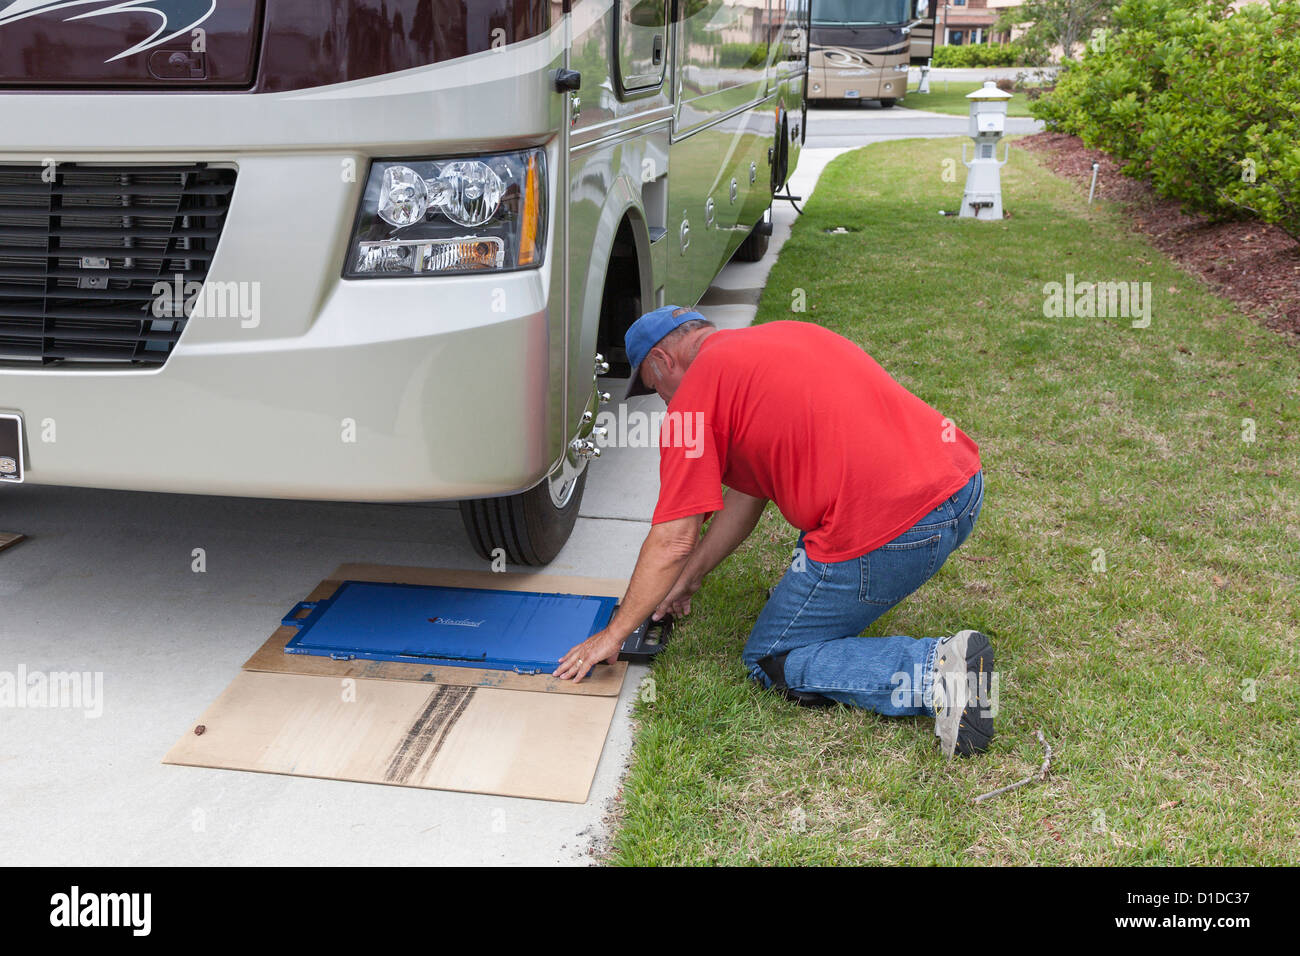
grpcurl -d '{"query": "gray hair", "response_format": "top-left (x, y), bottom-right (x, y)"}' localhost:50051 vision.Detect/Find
top-left (658, 313), bottom-right (715, 348)
top-left (647, 310), bottom-right (715, 381)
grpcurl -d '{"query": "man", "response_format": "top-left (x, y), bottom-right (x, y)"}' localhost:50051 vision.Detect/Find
top-left (555, 306), bottom-right (993, 757)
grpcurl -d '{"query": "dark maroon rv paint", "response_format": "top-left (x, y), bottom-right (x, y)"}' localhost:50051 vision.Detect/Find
top-left (0, 0), bottom-right (265, 88)
top-left (254, 1), bottom-right (552, 93)
top-left (0, 1), bottom-right (552, 92)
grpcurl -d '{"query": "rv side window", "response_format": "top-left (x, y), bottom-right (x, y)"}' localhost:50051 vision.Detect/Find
top-left (616, 0), bottom-right (670, 93)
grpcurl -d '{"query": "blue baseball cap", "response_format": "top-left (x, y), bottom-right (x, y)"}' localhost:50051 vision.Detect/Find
top-left (624, 305), bottom-right (706, 398)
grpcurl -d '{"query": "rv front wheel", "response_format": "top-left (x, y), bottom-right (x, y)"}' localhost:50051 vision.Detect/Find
top-left (459, 460), bottom-right (588, 567)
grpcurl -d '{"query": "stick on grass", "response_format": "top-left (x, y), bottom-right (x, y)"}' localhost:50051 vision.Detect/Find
top-left (974, 730), bottom-right (1053, 803)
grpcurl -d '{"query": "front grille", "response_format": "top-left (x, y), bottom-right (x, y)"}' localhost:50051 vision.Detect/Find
top-left (0, 163), bottom-right (236, 367)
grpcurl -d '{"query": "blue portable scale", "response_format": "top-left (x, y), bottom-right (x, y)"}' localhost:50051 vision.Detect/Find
top-left (281, 580), bottom-right (620, 674)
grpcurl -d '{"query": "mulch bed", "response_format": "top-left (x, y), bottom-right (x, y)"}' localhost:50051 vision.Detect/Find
top-left (1020, 132), bottom-right (1300, 338)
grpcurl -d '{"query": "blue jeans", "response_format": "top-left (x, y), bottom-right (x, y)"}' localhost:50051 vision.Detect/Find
top-left (743, 470), bottom-right (984, 716)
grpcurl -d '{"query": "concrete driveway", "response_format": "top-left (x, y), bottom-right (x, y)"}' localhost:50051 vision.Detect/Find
top-left (0, 144), bottom-right (851, 866)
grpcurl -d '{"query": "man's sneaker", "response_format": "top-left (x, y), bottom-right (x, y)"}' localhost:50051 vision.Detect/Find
top-left (931, 630), bottom-right (995, 758)
top-left (755, 652), bottom-right (836, 708)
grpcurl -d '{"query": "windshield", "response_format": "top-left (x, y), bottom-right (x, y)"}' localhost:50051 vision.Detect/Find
top-left (811, 0), bottom-right (911, 26)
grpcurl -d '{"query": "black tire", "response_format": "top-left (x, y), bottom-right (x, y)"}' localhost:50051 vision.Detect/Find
top-left (732, 208), bottom-right (771, 262)
top-left (771, 111), bottom-right (790, 195)
top-left (602, 293), bottom-right (640, 377)
top-left (459, 466), bottom-right (588, 566)
top-left (879, 98), bottom-right (897, 109)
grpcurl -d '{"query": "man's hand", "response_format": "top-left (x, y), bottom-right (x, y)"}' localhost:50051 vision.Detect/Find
top-left (554, 628), bottom-right (623, 684)
top-left (654, 575), bottom-right (701, 620)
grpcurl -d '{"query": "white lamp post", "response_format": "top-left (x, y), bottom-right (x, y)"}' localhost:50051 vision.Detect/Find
top-left (960, 80), bottom-right (1013, 220)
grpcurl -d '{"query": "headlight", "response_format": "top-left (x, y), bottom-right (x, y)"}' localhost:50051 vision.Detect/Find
top-left (346, 147), bottom-right (547, 278)
top-left (376, 166), bottom-right (430, 227)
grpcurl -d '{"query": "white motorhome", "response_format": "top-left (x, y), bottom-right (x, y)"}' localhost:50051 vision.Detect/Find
top-left (0, 0), bottom-right (808, 563)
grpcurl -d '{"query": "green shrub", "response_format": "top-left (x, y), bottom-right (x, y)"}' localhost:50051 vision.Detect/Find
top-left (931, 43), bottom-right (1029, 68)
top-left (1032, 0), bottom-right (1300, 239)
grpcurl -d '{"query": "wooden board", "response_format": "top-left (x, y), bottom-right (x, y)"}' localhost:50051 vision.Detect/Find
top-left (242, 564), bottom-right (629, 696)
top-left (0, 532), bottom-right (24, 553)
top-left (164, 671), bottom-right (617, 803)
top-left (166, 563), bottom-right (633, 802)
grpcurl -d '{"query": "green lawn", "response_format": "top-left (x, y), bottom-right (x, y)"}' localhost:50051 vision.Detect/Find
top-left (904, 80), bottom-right (1035, 117)
top-left (607, 138), bottom-right (1300, 865)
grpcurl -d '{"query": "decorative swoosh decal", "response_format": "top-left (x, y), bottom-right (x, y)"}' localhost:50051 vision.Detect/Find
top-left (0, 0), bottom-right (216, 63)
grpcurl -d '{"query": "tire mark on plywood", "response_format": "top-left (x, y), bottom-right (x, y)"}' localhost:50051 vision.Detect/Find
top-left (410, 684), bottom-right (475, 781)
top-left (384, 685), bottom-right (476, 783)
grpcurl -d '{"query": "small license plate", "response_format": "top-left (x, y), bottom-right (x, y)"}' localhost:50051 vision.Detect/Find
top-left (844, 89), bottom-right (860, 98)
top-left (0, 413), bottom-right (24, 483)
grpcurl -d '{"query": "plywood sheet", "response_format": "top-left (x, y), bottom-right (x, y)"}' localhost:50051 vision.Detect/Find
top-left (242, 564), bottom-right (629, 696)
top-left (0, 532), bottom-right (24, 553)
top-left (164, 671), bottom-right (618, 803)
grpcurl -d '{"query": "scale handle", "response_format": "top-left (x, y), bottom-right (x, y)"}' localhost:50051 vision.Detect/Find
top-left (618, 614), bottom-right (674, 664)
top-left (281, 601), bottom-right (321, 627)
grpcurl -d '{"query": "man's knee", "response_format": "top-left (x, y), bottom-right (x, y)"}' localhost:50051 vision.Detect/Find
top-left (745, 660), bottom-right (771, 687)
top-left (741, 594), bottom-right (790, 673)
top-left (741, 631), bottom-right (774, 675)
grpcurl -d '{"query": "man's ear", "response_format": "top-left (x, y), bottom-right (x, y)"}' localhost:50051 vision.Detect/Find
top-left (647, 345), bottom-right (669, 375)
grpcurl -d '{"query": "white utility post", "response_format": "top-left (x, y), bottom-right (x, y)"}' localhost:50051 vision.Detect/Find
top-left (959, 80), bottom-right (1013, 220)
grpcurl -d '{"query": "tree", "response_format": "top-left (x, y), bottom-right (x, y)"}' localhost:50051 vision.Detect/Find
top-left (996, 0), bottom-right (1120, 62)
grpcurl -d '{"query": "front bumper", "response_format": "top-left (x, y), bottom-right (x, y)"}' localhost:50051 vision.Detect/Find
top-left (0, 273), bottom-right (554, 501)
top-left (812, 67), bottom-right (908, 101)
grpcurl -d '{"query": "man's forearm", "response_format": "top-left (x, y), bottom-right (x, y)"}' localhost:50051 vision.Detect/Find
top-left (605, 518), bottom-right (700, 639)
top-left (678, 488), bottom-right (767, 585)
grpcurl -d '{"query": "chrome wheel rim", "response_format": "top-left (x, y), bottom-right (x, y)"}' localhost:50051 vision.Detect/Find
top-left (547, 453), bottom-right (584, 510)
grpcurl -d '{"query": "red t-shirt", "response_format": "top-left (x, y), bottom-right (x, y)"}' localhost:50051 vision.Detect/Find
top-left (651, 321), bottom-right (981, 562)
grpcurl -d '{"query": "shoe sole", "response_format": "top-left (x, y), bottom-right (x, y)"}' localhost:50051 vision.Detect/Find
top-left (934, 630), bottom-right (995, 758)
